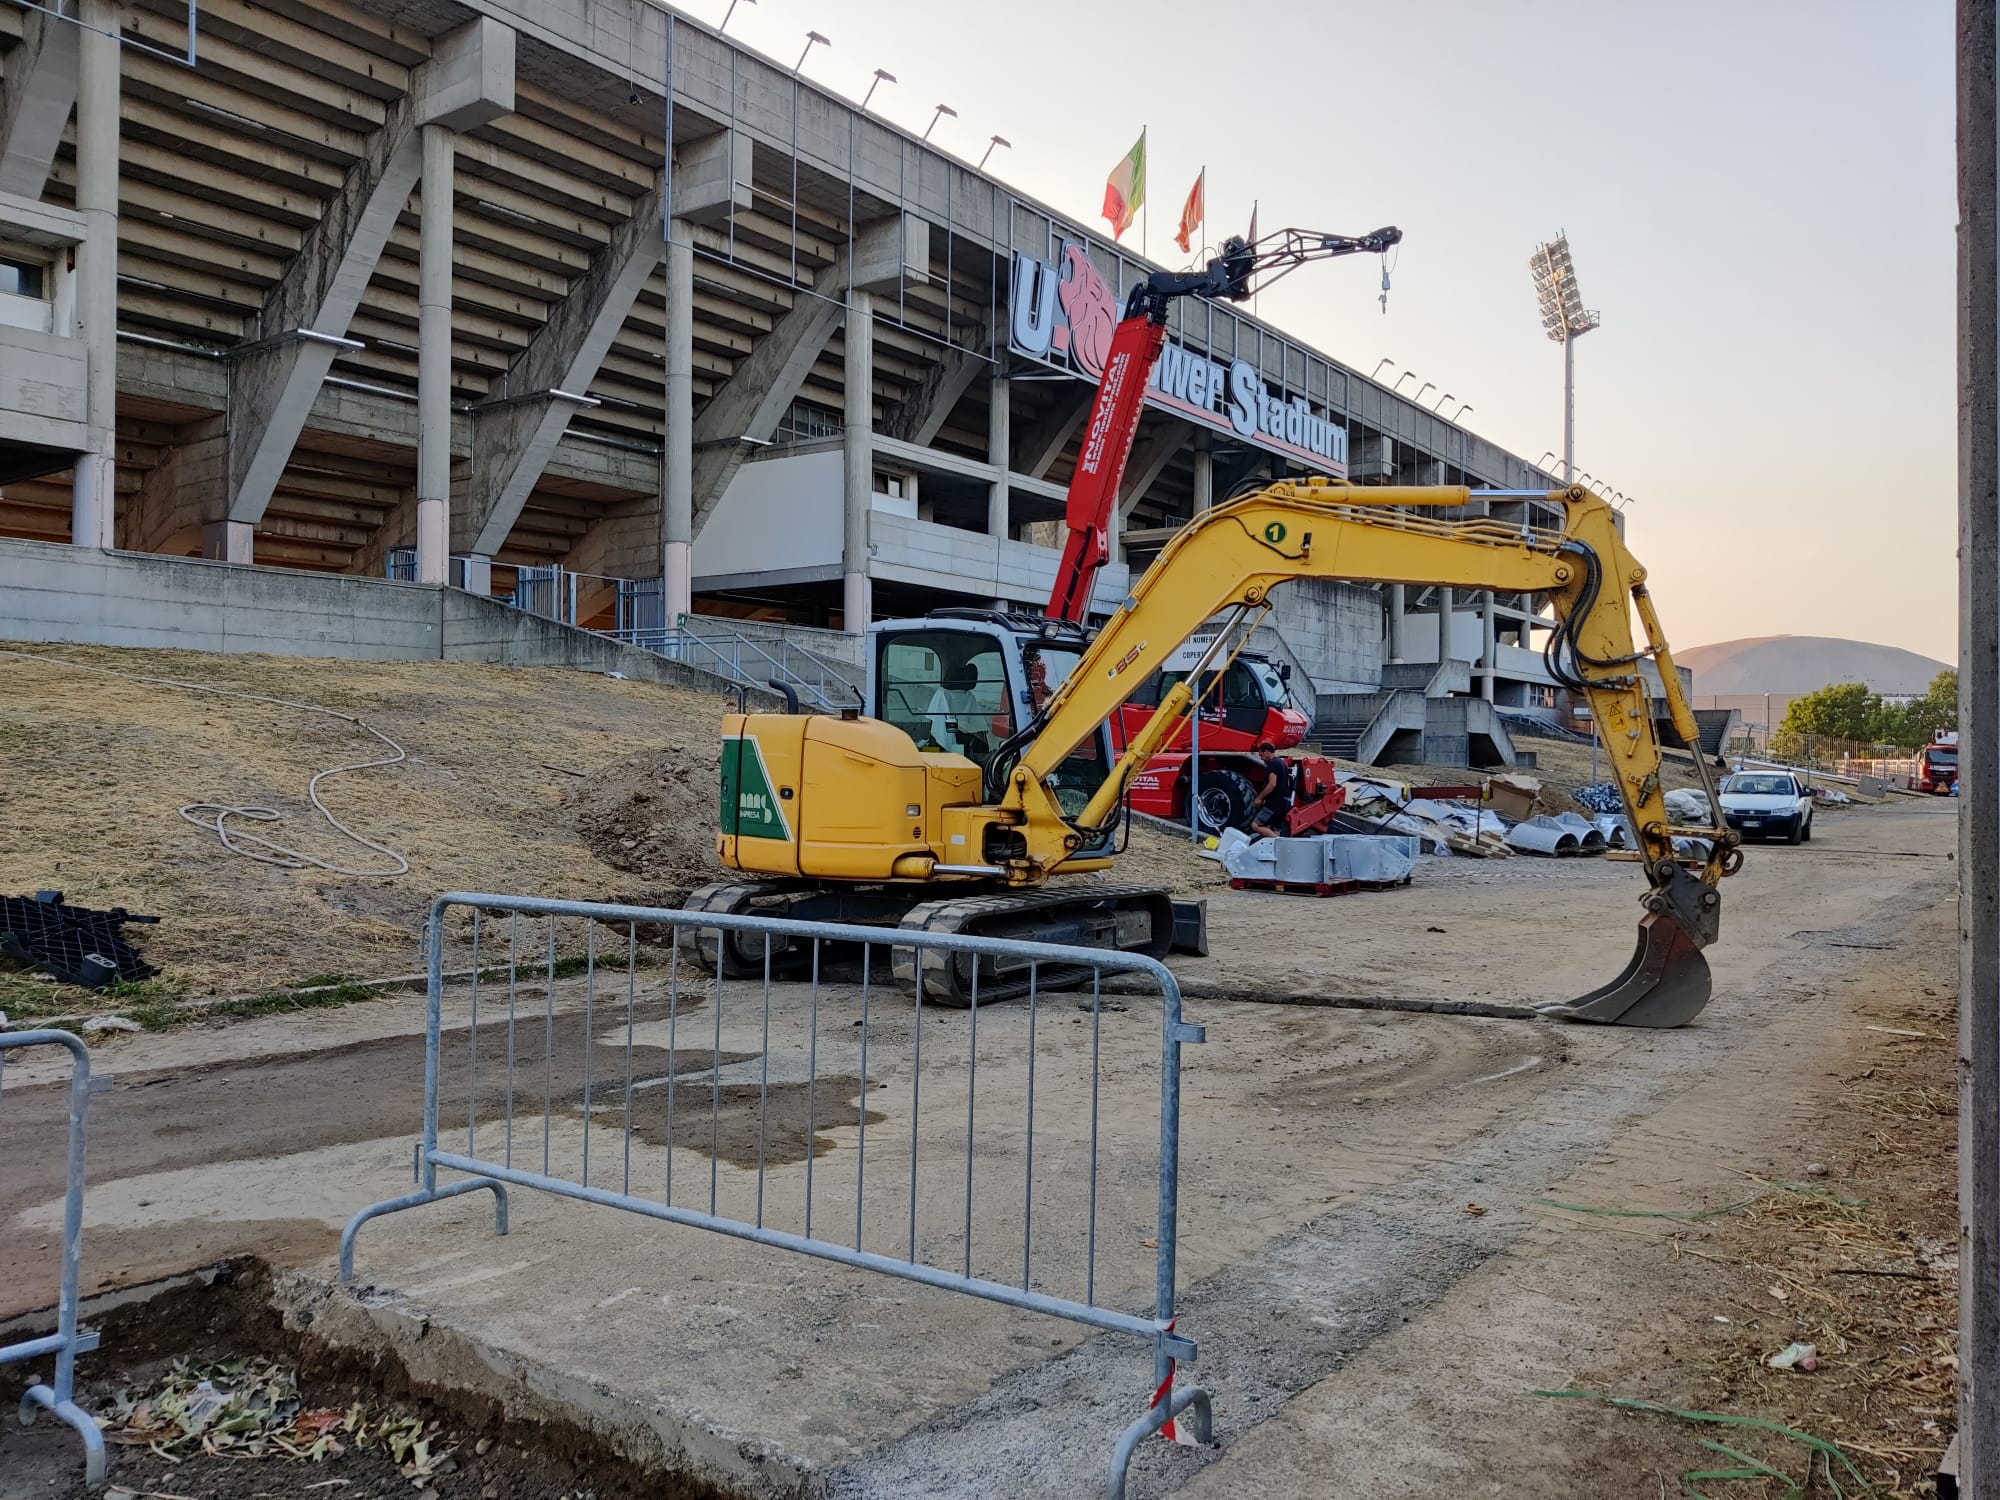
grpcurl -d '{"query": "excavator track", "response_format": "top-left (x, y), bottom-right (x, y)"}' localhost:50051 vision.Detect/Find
top-left (682, 879), bottom-right (1181, 1006)
top-left (893, 884), bottom-right (1178, 1007)
top-left (680, 878), bottom-right (802, 977)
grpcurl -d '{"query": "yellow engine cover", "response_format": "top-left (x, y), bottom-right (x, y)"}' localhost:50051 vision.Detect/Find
top-left (719, 714), bottom-right (980, 881)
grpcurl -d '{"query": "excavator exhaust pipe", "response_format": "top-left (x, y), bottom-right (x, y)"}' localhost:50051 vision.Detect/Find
top-left (1535, 863), bottom-right (1722, 1029)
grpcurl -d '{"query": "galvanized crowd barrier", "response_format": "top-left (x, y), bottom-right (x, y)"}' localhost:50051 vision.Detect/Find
top-left (3, 1029), bottom-right (106, 1486)
top-left (342, 893), bottom-right (1212, 1497)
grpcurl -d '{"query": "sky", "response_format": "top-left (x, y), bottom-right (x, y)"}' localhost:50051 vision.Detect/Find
top-left (711, 0), bottom-right (1958, 662)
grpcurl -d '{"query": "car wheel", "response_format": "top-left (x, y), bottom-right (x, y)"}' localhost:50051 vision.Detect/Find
top-left (1195, 768), bottom-right (1256, 833)
top-left (1787, 816), bottom-right (1804, 845)
top-left (1802, 813), bottom-right (1813, 842)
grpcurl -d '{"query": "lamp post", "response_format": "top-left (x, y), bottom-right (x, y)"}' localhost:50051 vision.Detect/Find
top-left (793, 30), bottom-right (828, 73)
top-left (1371, 358), bottom-right (1395, 380)
top-left (978, 134), bottom-right (1010, 170)
top-left (719, 0), bottom-right (754, 33)
top-left (1529, 232), bottom-right (1600, 479)
top-left (861, 68), bottom-right (895, 111)
top-left (1394, 370), bottom-right (1417, 393)
top-left (923, 103), bottom-right (956, 141)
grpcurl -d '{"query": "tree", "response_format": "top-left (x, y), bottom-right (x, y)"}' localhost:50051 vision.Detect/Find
top-left (1903, 669), bottom-right (1959, 745)
top-left (1780, 681), bottom-right (1879, 743)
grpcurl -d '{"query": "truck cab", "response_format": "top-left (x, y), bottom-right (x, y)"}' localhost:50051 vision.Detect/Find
top-left (1912, 730), bottom-right (1959, 795)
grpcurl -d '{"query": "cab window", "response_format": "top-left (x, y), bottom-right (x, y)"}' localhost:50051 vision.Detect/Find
top-left (877, 631), bottom-right (1013, 774)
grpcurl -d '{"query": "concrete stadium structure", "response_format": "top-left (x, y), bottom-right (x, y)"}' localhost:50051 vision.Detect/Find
top-left (0, 0), bottom-right (1594, 753)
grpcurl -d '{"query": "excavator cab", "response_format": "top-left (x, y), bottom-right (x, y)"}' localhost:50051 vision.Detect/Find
top-left (867, 611), bottom-right (1116, 829)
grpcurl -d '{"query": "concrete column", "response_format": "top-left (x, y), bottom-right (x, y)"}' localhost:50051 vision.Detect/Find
top-left (1387, 584), bottom-right (1407, 662)
top-left (1958, 1), bottom-right (1999, 1491)
top-left (841, 290), bottom-right (874, 633)
top-left (415, 124), bottom-right (455, 585)
top-left (663, 225), bottom-right (694, 622)
top-left (200, 521), bottom-right (253, 561)
top-left (1480, 590), bottom-right (1498, 700)
top-left (69, 0), bottom-right (118, 551)
top-left (986, 375), bottom-right (1010, 539)
top-left (1192, 441), bottom-right (1214, 512)
top-left (1437, 586), bottom-right (1455, 661)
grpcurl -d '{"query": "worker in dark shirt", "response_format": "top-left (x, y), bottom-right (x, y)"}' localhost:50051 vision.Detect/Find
top-left (1248, 740), bottom-right (1294, 837)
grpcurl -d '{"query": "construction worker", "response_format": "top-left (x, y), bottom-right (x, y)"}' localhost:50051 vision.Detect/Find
top-left (1248, 740), bottom-right (1294, 837)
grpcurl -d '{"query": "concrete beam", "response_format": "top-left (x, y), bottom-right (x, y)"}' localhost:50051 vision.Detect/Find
top-left (1012, 385), bottom-right (1092, 478)
top-left (687, 216), bottom-right (918, 536)
top-left (878, 332), bottom-right (987, 446)
top-left (673, 129), bottom-right (752, 226)
top-left (224, 19), bottom-right (516, 553)
top-left (0, 4), bottom-right (79, 201)
top-left (459, 175), bottom-right (667, 559)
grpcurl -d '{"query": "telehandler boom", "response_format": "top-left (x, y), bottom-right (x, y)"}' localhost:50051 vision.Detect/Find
top-left (706, 480), bottom-right (1737, 1028)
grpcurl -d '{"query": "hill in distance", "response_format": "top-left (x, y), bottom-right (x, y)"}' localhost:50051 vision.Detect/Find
top-left (1677, 635), bottom-right (1953, 697)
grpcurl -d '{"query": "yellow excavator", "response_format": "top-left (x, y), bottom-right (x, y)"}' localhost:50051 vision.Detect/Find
top-left (698, 479), bottom-right (1739, 1028)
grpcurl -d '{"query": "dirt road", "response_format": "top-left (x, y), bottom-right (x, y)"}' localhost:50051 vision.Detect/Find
top-left (0, 796), bottom-right (1956, 1497)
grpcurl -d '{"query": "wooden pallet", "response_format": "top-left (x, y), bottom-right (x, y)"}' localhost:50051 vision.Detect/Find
top-left (1227, 875), bottom-right (1413, 898)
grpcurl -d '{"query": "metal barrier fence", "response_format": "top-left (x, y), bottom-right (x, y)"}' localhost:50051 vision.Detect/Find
top-left (342, 893), bottom-right (1211, 1498)
top-left (2, 1030), bottom-right (105, 1485)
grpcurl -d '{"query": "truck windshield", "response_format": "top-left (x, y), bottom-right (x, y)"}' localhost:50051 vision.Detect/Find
top-left (1927, 748), bottom-right (1959, 767)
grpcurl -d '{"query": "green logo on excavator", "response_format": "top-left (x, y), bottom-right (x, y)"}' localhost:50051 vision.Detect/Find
top-left (719, 735), bottom-right (791, 841)
top-left (1263, 521), bottom-right (1287, 544)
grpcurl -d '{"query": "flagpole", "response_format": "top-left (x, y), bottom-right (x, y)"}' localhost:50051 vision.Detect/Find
top-left (1141, 125), bottom-right (1148, 260)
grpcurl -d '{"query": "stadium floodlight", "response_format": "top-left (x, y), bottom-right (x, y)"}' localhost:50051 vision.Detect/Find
top-left (861, 68), bottom-right (895, 110)
top-left (979, 134), bottom-right (1010, 171)
top-left (719, 0), bottom-right (754, 33)
top-left (1529, 231), bottom-right (1600, 475)
top-left (924, 103), bottom-right (957, 141)
top-left (794, 30), bottom-right (828, 73)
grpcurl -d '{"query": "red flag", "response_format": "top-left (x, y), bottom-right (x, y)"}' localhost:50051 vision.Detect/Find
top-left (1174, 169), bottom-right (1205, 255)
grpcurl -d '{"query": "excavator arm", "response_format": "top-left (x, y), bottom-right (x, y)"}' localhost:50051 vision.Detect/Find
top-left (995, 480), bottom-right (1736, 1028)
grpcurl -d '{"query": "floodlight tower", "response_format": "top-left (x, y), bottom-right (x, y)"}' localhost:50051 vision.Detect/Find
top-left (1529, 232), bottom-right (1600, 478)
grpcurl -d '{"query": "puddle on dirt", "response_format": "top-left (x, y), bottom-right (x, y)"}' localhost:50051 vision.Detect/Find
top-left (563, 1074), bottom-right (885, 1168)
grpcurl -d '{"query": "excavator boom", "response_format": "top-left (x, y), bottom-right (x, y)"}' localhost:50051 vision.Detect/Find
top-left (993, 480), bottom-right (1735, 1028)
top-left (712, 479), bottom-right (1733, 1028)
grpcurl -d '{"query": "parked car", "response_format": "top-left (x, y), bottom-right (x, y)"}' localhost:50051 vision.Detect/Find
top-left (1718, 771), bottom-right (1814, 844)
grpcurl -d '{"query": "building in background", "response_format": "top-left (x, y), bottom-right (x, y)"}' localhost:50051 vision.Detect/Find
top-left (0, 0), bottom-right (1600, 760)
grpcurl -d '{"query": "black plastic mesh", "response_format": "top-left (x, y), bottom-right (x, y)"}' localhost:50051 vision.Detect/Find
top-left (0, 892), bottom-right (159, 990)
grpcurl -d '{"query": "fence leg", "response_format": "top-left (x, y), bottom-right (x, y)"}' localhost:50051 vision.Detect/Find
top-left (18, 1383), bottom-right (105, 1486)
top-left (1105, 1383), bottom-right (1214, 1499)
top-left (338, 1175), bottom-right (510, 1281)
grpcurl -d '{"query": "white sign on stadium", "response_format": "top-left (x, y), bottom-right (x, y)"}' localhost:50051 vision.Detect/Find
top-left (1008, 242), bottom-right (1349, 476)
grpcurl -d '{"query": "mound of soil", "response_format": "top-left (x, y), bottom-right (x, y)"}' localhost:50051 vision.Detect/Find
top-left (570, 742), bottom-right (722, 903)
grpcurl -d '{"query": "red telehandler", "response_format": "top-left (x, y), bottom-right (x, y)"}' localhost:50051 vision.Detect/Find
top-left (1041, 226), bottom-right (1401, 833)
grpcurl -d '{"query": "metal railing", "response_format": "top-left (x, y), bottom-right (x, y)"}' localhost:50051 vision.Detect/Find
top-left (341, 893), bottom-right (1211, 1498)
top-left (3, 1030), bottom-right (105, 1486)
top-left (606, 622), bottom-right (863, 711)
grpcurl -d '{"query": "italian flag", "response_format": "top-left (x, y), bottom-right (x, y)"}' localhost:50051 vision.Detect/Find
top-left (1102, 130), bottom-right (1146, 242)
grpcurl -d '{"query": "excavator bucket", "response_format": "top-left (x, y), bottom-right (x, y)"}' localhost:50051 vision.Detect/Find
top-left (1537, 911), bottom-right (1712, 1027)
top-left (1535, 864), bottom-right (1722, 1029)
